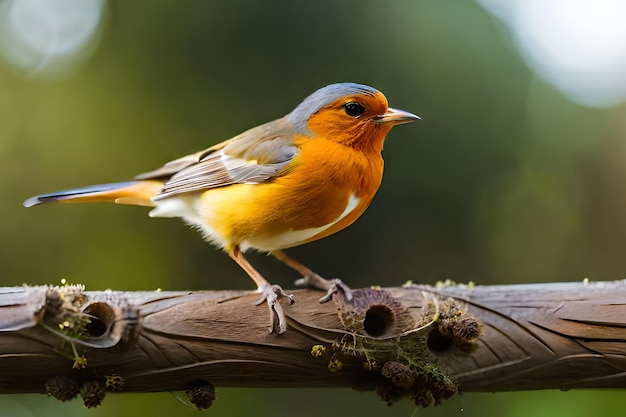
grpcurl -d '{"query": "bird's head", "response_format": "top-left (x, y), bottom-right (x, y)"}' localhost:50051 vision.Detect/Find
top-left (287, 83), bottom-right (419, 152)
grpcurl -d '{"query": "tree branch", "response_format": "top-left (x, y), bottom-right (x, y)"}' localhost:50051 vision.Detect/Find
top-left (1, 280), bottom-right (625, 409)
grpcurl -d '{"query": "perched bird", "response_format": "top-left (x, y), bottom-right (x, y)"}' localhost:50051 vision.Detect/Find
top-left (24, 82), bottom-right (419, 333)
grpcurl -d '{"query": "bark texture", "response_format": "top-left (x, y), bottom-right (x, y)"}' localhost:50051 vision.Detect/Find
top-left (1, 280), bottom-right (625, 408)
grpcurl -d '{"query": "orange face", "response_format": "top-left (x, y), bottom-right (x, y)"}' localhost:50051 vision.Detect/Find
top-left (305, 91), bottom-right (393, 153)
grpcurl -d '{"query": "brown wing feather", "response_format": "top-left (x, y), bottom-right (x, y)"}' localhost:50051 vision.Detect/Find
top-left (135, 117), bottom-right (303, 200)
top-left (133, 140), bottom-right (231, 181)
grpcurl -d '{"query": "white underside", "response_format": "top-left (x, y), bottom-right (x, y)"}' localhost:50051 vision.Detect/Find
top-left (149, 193), bottom-right (361, 252)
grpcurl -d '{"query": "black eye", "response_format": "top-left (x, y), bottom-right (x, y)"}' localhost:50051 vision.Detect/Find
top-left (344, 102), bottom-right (364, 117)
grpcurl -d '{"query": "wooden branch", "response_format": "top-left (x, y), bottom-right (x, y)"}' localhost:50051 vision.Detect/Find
top-left (1, 280), bottom-right (625, 409)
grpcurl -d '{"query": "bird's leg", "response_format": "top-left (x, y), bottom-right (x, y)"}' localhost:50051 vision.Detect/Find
top-left (271, 250), bottom-right (353, 302)
top-left (229, 246), bottom-right (293, 334)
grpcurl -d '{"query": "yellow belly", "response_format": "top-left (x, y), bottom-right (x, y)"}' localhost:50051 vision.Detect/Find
top-left (150, 137), bottom-right (384, 252)
top-left (193, 181), bottom-right (357, 251)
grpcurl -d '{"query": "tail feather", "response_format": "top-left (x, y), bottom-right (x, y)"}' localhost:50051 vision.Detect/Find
top-left (23, 180), bottom-right (164, 208)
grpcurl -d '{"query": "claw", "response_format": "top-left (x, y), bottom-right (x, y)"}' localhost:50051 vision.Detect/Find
top-left (318, 278), bottom-right (353, 303)
top-left (255, 285), bottom-right (294, 334)
top-left (295, 274), bottom-right (353, 303)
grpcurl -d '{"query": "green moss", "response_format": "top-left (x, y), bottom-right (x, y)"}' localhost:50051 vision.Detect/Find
top-left (315, 287), bottom-right (481, 408)
top-left (39, 283), bottom-right (92, 369)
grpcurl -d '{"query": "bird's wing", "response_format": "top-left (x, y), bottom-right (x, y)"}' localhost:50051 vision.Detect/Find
top-left (135, 118), bottom-right (301, 200)
top-left (133, 139), bottom-right (231, 181)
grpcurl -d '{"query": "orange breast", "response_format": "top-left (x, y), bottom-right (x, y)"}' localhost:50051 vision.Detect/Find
top-left (197, 134), bottom-right (383, 251)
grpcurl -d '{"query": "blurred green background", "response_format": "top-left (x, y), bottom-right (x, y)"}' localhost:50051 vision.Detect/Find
top-left (2, 0), bottom-right (626, 416)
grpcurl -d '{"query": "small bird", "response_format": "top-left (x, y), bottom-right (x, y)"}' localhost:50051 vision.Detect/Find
top-left (24, 82), bottom-right (419, 333)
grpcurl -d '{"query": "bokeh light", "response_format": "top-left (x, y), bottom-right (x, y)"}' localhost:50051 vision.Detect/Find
top-left (0, 0), bottom-right (105, 78)
top-left (479, 0), bottom-right (626, 107)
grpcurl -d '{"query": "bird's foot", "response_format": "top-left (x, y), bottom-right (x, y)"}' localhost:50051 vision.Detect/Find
top-left (295, 274), bottom-right (353, 303)
top-left (255, 285), bottom-right (294, 334)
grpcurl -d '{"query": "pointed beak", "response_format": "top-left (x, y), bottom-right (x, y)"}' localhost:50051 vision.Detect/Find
top-left (373, 107), bottom-right (420, 126)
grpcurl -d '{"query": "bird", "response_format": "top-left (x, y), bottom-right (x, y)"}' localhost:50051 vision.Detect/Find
top-left (24, 82), bottom-right (419, 334)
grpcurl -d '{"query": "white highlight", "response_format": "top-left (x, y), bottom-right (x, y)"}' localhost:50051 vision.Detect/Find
top-left (149, 197), bottom-right (196, 219)
top-left (478, 0), bottom-right (626, 107)
top-left (242, 193), bottom-right (362, 251)
top-left (0, 0), bottom-right (105, 78)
